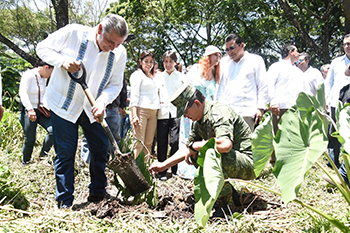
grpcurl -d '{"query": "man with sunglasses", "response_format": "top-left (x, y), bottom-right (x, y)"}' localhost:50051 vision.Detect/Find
top-left (216, 33), bottom-right (268, 131)
top-left (149, 83), bottom-right (255, 212)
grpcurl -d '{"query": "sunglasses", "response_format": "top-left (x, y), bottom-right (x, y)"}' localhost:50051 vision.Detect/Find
top-left (295, 59), bottom-right (304, 65)
top-left (225, 46), bottom-right (237, 52)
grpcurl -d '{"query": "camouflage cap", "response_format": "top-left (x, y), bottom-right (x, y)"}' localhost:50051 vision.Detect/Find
top-left (171, 82), bottom-right (196, 117)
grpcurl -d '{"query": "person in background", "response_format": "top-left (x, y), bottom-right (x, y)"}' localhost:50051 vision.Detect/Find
top-left (19, 60), bottom-right (54, 164)
top-left (216, 33), bottom-right (268, 131)
top-left (177, 45), bottom-right (221, 179)
top-left (0, 68), bottom-right (4, 121)
top-left (36, 14), bottom-right (128, 208)
top-left (296, 52), bottom-right (324, 96)
top-left (324, 34), bottom-right (350, 169)
top-left (130, 51), bottom-right (160, 158)
top-left (323, 62), bottom-right (350, 187)
top-left (267, 43), bottom-right (304, 166)
top-left (320, 64), bottom-right (330, 80)
top-left (120, 83), bottom-right (131, 139)
top-left (155, 51), bottom-right (185, 181)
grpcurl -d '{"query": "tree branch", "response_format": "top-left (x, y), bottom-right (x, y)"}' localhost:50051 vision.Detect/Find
top-left (0, 32), bottom-right (37, 66)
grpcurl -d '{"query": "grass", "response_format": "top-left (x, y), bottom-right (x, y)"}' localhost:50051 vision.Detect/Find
top-left (0, 109), bottom-right (349, 232)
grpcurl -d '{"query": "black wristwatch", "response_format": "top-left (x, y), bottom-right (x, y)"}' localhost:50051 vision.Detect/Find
top-left (188, 141), bottom-right (197, 152)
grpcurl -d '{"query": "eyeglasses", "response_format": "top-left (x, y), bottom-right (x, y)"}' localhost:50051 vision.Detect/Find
top-left (225, 46), bottom-right (237, 52)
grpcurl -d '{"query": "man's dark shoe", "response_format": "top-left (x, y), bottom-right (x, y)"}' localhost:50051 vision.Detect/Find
top-left (87, 193), bottom-right (108, 202)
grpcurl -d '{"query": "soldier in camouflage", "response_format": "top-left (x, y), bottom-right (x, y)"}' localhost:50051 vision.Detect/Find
top-left (149, 83), bottom-right (255, 209)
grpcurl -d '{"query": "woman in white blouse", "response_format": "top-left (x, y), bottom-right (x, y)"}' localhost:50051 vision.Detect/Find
top-left (130, 51), bottom-right (160, 158)
top-left (19, 60), bottom-right (54, 164)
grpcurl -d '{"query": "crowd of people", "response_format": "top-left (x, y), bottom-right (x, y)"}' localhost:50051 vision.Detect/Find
top-left (9, 13), bottom-right (349, 209)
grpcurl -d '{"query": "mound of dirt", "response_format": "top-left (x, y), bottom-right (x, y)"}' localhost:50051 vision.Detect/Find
top-left (73, 169), bottom-right (282, 221)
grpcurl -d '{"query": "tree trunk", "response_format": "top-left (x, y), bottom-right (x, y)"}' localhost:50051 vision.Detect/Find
top-left (0, 32), bottom-right (38, 66)
top-left (277, 0), bottom-right (331, 63)
top-left (51, 0), bottom-right (69, 29)
top-left (342, 0), bottom-right (350, 34)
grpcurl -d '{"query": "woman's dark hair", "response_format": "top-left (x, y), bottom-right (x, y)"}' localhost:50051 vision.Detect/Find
top-left (138, 51), bottom-right (155, 75)
top-left (162, 51), bottom-right (177, 63)
top-left (33, 60), bottom-right (54, 69)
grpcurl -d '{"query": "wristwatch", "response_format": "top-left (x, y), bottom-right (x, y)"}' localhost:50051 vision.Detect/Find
top-left (188, 141), bottom-right (197, 152)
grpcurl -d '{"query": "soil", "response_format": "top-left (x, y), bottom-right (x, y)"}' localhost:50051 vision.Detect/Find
top-left (72, 168), bottom-right (282, 222)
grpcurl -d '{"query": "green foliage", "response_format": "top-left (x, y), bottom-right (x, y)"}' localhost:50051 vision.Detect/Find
top-left (0, 5), bottom-right (52, 55)
top-left (193, 138), bottom-right (224, 227)
top-left (251, 83), bottom-right (350, 232)
top-left (0, 161), bottom-right (29, 210)
top-left (252, 111), bottom-right (274, 177)
top-left (273, 105), bottom-right (328, 204)
top-left (1, 63), bottom-right (22, 111)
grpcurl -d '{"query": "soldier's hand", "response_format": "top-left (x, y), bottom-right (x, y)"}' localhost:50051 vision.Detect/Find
top-left (149, 161), bottom-right (166, 174)
top-left (270, 105), bottom-right (280, 115)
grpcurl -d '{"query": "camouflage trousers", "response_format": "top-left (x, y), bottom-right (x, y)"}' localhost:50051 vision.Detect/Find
top-left (219, 149), bottom-right (255, 199)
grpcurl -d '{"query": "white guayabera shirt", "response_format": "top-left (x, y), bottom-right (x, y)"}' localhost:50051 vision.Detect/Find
top-left (36, 24), bottom-right (126, 124)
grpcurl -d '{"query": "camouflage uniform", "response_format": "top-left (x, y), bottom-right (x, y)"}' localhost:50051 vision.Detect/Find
top-left (187, 100), bottom-right (256, 181)
top-left (171, 83), bottom-right (255, 208)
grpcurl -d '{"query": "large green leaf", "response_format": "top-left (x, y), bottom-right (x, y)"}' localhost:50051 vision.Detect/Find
top-left (252, 111), bottom-right (274, 177)
top-left (194, 138), bottom-right (224, 227)
top-left (273, 106), bottom-right (328, 204)
top-left (296, 83), bottom-right (328, 136)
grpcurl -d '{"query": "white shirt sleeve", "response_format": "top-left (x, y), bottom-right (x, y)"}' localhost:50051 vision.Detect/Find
top-left (267, 63), bottom-right (278, 106)
top-left (129, 70), bottom-right (142, 107)
top-left (255, 56), bottom-right (268, 109)
top-left (19, 71), bottom-right (36, 110)
top-left (36, 24), bottom-right (79, 68)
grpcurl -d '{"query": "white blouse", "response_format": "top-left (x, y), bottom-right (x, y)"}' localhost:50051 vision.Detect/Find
top-left (130, 69), bottom-right (160, 110)
top-left (19, 68), bottom-right (48, 110)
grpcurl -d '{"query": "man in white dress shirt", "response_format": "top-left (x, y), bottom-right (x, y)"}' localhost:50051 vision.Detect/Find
top-left (216, 33), bottom-right (268, 131)
top-left (296, 52), bottom-right (324, 96)
top-left (324, 34), bottom-right (350, 169)
top-left (36, 14), bottom-right (128, 209)
top-left (267, 43), bottom-right (304, 165)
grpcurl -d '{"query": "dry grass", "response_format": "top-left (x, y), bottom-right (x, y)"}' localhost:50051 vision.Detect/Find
top-left (0, 110), bottom-right (349, 232)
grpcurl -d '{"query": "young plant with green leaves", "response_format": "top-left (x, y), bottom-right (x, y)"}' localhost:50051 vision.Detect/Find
top-left (109, 134), bottom-right (158, 207)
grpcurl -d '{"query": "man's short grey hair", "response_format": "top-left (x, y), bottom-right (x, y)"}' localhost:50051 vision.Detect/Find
top-left (100, 14), bottom-right (128, 37)
top-left (299, 52), bottom-right (310, 61)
